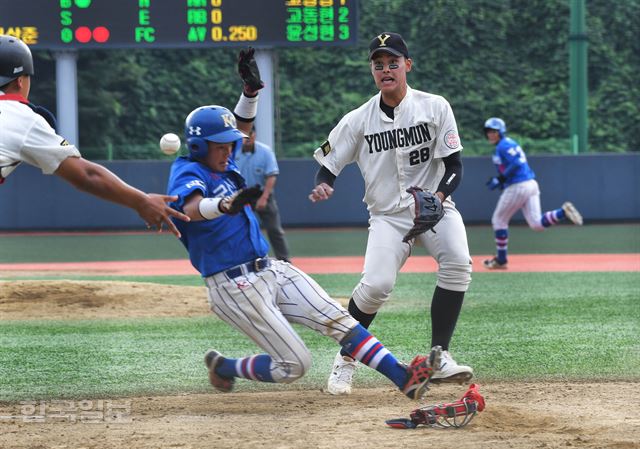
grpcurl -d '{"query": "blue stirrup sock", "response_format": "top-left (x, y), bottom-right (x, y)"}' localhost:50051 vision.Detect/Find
top-left (340, 324), bottom-right (407, 389)
top-left (216, 354), bottom-right (275, 382)
top-left (216, 325), bottom-right (410, 388)
top-left (541, 208), bottom-right (565, 227)
top-left (495, 229), bottom-right (508, 263)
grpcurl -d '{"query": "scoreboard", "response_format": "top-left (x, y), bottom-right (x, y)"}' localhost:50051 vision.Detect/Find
top-left (0, 0), bottom-right (358, 49)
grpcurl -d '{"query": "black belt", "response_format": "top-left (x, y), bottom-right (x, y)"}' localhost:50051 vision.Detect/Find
top-left (223, 258), bottom-right (271, 279)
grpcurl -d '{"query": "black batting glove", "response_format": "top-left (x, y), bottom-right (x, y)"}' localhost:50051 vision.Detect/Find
top-left (238, 47), bottom-right (264, 93)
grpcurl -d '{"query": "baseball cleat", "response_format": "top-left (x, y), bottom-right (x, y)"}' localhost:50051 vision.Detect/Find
top-left (402, 345), bottom-right (442, 400)
top-left (562, 202), bottom-right (583, 226)
top-left (326, 353), bottom-right (357, 395)
top-left (204, 350), bottom-right (235, 393)
top-left (483, 257), bottom-right (508, 270)
top-left (430, 350), bottom-right (474, 384)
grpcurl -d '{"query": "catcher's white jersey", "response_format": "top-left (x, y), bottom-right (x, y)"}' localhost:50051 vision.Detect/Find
top-left (0, 95), bottom-right (80, 180)
top-left (314, 86), bottom-right (462, 214)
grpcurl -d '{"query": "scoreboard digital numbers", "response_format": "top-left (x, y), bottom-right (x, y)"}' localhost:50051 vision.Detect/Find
top-left (0, 0), bottom-right (358, 49)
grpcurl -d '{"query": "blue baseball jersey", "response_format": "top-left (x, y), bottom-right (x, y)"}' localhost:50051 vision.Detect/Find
top-left (167, 156), bottom-right (269, 277)
top-left (234, 141), bottom-right (279, 188)
top-left (492, 136), bottom-right (535, 187)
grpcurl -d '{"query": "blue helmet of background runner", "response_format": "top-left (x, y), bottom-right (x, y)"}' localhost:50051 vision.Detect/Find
top-left (184, 105), bottom-right (245, 161)
top-left (483, 117), bottom-right (507, 137)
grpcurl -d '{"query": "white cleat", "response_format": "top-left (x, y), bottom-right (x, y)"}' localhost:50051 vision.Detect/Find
top-left (562, 202), bottom-right (583, 226)
top-left (430, 350), bottom-right (474, 384)
top-left (327, 353), bottom-right (357, 395)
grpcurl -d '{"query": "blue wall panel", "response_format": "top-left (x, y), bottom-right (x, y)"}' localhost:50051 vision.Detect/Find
top-left (0, 154), bottom-right (637, 230)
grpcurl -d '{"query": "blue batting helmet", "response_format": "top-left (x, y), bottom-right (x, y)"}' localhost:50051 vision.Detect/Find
top-left (483, 117), bottom-right (507, 137)
top-left (184, 105), bottom-right (244, 160)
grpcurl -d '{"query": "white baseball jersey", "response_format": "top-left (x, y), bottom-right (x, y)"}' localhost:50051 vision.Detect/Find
top-left (314, 85), bottom-right (462, 214)
top-left (0, 94), bottom-right (80, 180)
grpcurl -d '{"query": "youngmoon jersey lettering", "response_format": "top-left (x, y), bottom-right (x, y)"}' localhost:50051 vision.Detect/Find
top-left (365, 123), bottom-right (432, 153)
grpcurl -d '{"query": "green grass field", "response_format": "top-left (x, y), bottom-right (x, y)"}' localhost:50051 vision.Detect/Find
top-left (1, 223), bottom-right (639, 263)
top-left (0, 225), bottom-right (639, 402)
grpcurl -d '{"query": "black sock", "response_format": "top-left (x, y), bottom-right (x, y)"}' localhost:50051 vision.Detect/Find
top-left (340, 298), bottom-right (377, 358)
top-left (430, 287), bottom-right (465, 351)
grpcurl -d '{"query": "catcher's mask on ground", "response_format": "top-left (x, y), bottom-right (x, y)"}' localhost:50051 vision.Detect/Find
top-left (184, 105), bottom-right (245, 161)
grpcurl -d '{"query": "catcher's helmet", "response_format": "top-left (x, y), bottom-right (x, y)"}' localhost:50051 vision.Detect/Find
top-left (483, 117), bottom-right (507, 137)
top-left (0, 35), bottom-right (34, 86)
top-left (184, 105), bottom-right (244, 161)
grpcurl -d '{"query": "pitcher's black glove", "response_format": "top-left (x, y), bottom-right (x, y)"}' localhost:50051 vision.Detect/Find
top-left (238, 47), bottom-right (264, 92)
top-left (402, 187), bottom-right (445, 243)
top-left (221, 185), bottom-right (263, 215)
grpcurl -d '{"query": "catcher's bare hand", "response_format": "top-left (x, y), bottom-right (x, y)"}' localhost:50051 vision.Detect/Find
top-left (221, 185), bottom-right (263, 214)
top-left (308, 183), bottom-right (334, 203)
top-left (238, 47), bottom-right (264, 94)
top-left (140, 194), bottom-right (190, 238)
top-left (402, 187), bottom-right (445, 243)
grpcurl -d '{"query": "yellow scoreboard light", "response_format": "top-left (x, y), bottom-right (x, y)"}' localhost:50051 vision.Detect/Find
top-left (0, 0), bottom-right (358, 49)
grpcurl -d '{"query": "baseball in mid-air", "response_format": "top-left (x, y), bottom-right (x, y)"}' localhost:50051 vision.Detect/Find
top-left (159, 133), bottom-right (181, 155)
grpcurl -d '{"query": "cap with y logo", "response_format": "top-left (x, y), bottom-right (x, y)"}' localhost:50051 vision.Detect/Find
top-left (368, 32), bottom-right (410, 60)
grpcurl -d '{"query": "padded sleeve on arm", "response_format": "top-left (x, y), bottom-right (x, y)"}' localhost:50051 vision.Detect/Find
top-left (315, 165), bottom-right (337, 187)
top-left (436, 151), bottom-right (463, 198)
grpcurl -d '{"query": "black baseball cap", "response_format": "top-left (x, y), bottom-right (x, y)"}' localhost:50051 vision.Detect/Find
top-left (368, 32), bottom-right (410, 60)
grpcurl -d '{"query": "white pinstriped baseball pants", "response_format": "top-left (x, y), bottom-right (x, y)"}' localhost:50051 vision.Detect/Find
top-left (492, 179), bottom-right (544, 231)
top-left (205, 259), bottom-right (357, 383)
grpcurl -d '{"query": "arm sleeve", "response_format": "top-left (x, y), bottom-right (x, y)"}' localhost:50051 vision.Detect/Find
top-left (436, 151), bottom-right (463, 198)
top-left (315, 165), bottom-right (337, 187)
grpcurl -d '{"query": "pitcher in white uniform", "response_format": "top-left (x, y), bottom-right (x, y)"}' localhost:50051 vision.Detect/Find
top-left (309, 32), bottom-right (474, 395)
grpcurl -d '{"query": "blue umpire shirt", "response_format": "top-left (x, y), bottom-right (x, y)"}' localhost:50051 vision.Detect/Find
top-left (492, 136), bottom-right (536, 187)
top-left (234, 141), bottom-right (279, 188)
top-left (167, 156), bottom-right (269, 277)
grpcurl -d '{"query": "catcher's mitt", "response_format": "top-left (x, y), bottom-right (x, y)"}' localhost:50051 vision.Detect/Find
top-left (237, 47), bottom-right (264, 92)
top-left (402, 187), bottom-right (445, 243)
top-left (221, 185), bottom-right (263, 215)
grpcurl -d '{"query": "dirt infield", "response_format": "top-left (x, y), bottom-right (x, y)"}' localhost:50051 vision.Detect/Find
top-left (0, 280), bottom-right (211, 320)
top-left (0, 253), bottom-right (638, 277)
top-left (0, 382), bottom-right (638, 449)
top-left (1, 270), bottom-right (638, 448)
